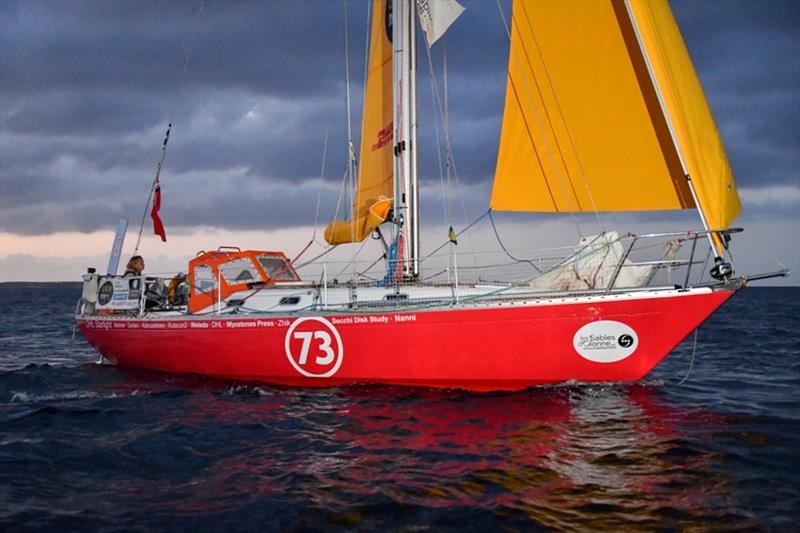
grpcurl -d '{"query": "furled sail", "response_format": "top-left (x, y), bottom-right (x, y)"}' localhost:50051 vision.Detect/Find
top-left (491, 0), bottom-right (740, 231)
top-left (325, 0), bottom-right (394, 245)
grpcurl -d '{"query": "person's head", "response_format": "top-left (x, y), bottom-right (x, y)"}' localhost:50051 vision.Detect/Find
top-left (127, 255), bottom-right (144, 274)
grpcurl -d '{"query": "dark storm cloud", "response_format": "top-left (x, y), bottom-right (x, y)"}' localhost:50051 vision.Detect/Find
top-left (160, 91), bottom-right (348, 179)
top-left (1, 0), bottom-right (354, 97)
top-left (0, 0), bottom-right (797, 237)
top-left (0, 170), bottom-right (339, 235)
top-left (3, 89), bottom-right (167, 135)
top-left (672, 0), bottom-right (800, 187)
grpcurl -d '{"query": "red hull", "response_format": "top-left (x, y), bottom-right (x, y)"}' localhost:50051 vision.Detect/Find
top-left (78, 288), bottom-right (734, 391)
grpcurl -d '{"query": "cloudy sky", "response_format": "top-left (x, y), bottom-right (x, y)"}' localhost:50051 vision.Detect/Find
top-left (0, 0), bottom-right (798, 283)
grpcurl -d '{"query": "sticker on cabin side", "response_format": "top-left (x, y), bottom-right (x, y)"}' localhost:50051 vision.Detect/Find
top-left (284, 317), bottom-right (344, 378)
top-left (573, 320), bottom-right (638, 363)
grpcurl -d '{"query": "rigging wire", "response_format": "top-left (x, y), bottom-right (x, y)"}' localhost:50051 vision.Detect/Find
top-left (697, 245), bottom-right (712, 285)
top-left (362, 0), bottom-right (372, 94)
top-left (488, 211), bottom-right (542, 272)
top-left (677, 328), bottom-right (699, 385)
top-left (520, 7), bottom-right (605, 232)
top-left (421, 38), bottom-right (459, 282)
top-left (421, 35), bottom-right (478, 265)
top-left (357, 252), bottom-right (387, 279)
top-left (334, 238), bottom-right (369, 280)
top-left (320, 21), bottom-right (350, 234)
top-left (302, 3), bottom-right (368, 275)
top-left (267, 13), bottom-right (341, 280)
top-left (290, 239), bottom-right (315, 266)
top-left (343, 0), bottom-right (359, 273)
top-left (494, 0), bottom-right (583, 237)
top-left (311, 127), bottom-right (331, 240)
top-left (295, 245), bottom-right (337, 270)
top-left (426, 49), bottom-right (449, 230)
top-left (322, 0), bottom-right (370, 258)
top-left (330, 166), bottom-right (351, 235)
top-left (442, 46), bottom-right (455, 228)
top-left (422, 209), bottom-right (492, 261)
top-left (344, 0), bottom-right (356, 235)
top-left (494, 0), bottom-right (606, 238)
top-left (134, 0), bottom-right (206, 255)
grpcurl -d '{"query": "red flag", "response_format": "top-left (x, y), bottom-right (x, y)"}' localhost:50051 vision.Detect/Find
top-left (150, 181), bottom-right (167, 242)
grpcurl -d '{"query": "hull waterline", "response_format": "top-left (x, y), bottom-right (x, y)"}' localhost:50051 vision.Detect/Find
top-left (78, 287), bottom-right (734, 391)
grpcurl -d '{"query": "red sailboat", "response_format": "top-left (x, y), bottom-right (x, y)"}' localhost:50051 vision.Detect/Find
top-left (76, 0), bottom-right (785, 391)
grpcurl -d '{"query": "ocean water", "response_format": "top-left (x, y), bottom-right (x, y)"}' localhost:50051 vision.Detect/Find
top-left (0, 283), bottom-right (798, 531)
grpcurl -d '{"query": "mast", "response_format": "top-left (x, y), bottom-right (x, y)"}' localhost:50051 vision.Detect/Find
top-left (409, 1), bottom-right (419, 279)
top-left (344, 0), bottom-right (356, 232)
top-left (392, 0), bottom-right (420, 279)
top-left (622, 0), bottom-right (720, 260)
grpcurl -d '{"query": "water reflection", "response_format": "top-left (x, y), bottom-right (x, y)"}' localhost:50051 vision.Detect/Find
top-left (71, 371), bottom-right (760, 529)
top-left (316, 385), bottom-right (754, 529)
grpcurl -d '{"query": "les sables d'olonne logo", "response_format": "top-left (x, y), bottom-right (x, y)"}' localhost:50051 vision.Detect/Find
top-left (573, 321), bottom-right (639, 363)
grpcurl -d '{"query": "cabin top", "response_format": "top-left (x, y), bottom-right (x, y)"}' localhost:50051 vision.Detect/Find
top-left (188, 249), bottom-right (300, 313)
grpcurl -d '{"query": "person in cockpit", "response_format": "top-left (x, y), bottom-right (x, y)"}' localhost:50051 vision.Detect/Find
top-left (124, 255), bottom-right (145, 277)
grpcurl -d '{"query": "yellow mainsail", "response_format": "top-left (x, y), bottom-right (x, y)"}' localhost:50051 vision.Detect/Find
top-left (325, 0), bottom-right (394, 245)
top-left (491, 0), bottom-right (740, 231)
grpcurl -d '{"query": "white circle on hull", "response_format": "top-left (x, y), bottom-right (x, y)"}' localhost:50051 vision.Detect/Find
top-left (284, 317), bottom-right (344, 378)
top-left (573, 320), bottom-right (639, 363)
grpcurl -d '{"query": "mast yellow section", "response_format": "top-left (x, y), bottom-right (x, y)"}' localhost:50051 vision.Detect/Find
top-left (325, 0), bottom-right (394, 245)
top-left (628, 0), bottom-right (740, 229)
top-left (492, 0), bottom-right (694, 213)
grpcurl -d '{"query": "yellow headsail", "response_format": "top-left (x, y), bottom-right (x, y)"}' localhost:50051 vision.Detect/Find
top-left (325, 0), bottom-right (394, 245)
top-left (627, 0), bottom-right (741, 232)
top-left (491, 0), bottom-right (740, 231)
